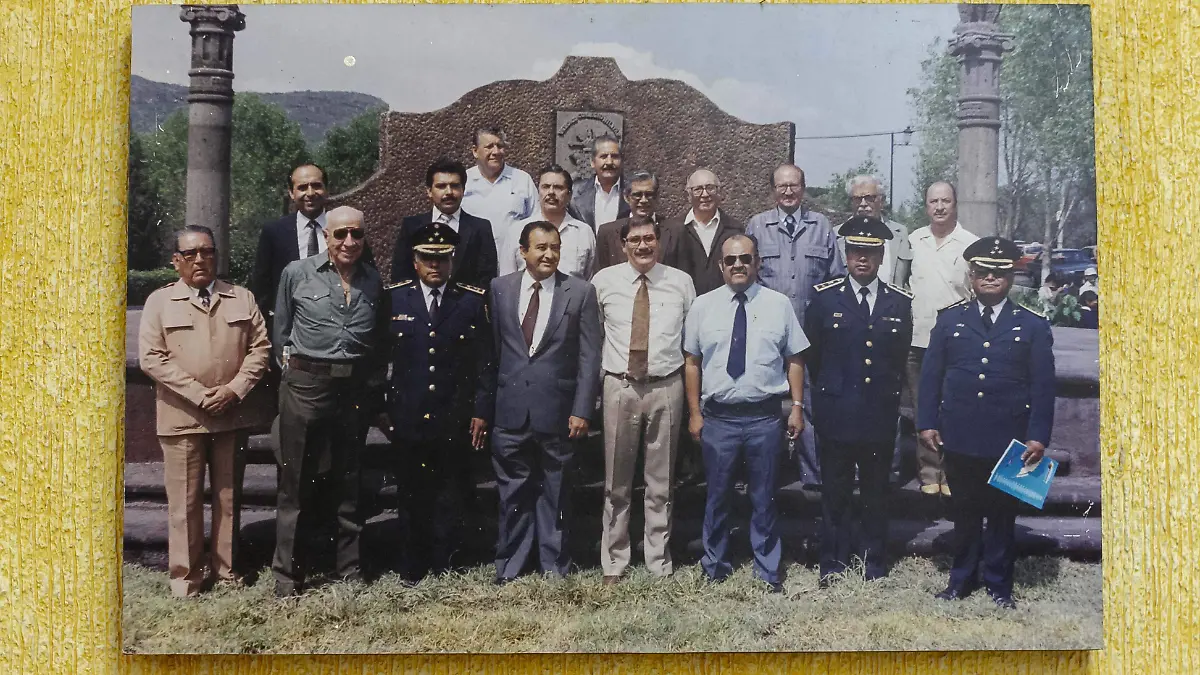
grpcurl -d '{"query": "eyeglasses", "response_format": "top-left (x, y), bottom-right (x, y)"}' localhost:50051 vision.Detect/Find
top-left (176, 247), bottom-right (216, 261)
top-left (722, 254), bottom-right (754, 267)
top-left (332, 227), bottom-right (366, 240)
top-left (625, 234), bottom-right (657, 246)
top-left (628, 191), bottom-right (657, 201)
top-left (688, 184), bottom-right (720, 196)
top-left (851, 194), bottom-right (881, 203)
top-left (774, 183), bottom-right (804, 193)
top-left (970, 268), bottom-right (1014, 279)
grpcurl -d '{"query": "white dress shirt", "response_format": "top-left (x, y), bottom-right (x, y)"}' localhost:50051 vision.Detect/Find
top-left (846, 275), bottom-right (881, 315)
top-left (295, 211), bottom-right (328, 257)
top-left (420, 280), bottom-right (447, 314)
top-left (464, 164), bottom-right (538, 257)
top-left (591, 262), bottom-right (696, 377)
top-left (430, 207), bottom-right (462, 233)
top-left (978, 297), bottom-right (1008, 321)
top-left (594, 177), bottom-right (623, 227)
top-left (517, 270), bottom-right (557, 356)
top-left (685, 209), bottom-right (722, 256)
top-left (908, 222), bottom-right (979, 348)
top-left (500, 211), bottom-right (598, 279)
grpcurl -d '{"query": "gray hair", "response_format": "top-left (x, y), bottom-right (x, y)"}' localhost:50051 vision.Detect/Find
top-left (622, 169), bottom-right (659, 195)
top-left (845, 174), bottom-right (884, 197)
top-left (173, 225), bottom-right (215, 251)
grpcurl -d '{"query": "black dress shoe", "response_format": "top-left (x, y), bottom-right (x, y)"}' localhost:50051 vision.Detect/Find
top-left (766, 581), bottom-right (785, 594)
top-left (274, 581), bottom-right (302, 598)
top-left (934, 585), bottom-right (973, 601)
top-left (989, 591), bottom-right (1017, 609)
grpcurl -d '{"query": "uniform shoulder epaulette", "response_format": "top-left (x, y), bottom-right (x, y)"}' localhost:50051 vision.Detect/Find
top-left (385, 279), bottom-right (414, 290)
top-left (456, 283), bottom-right (486, 295)
top-left (814, 278), bottom-right (845, 292)
top-left (1014, 302), bottom-right (1048, 320)
top-left (937, 298), bottom-right (970, 313)
top-left (884, 282), bottom-right (913, 299)
top-left (159, 281), bottom-right (175, 289)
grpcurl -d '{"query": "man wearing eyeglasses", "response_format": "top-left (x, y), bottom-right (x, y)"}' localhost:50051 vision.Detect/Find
top-left (683, 234), bottom-right (807, 594)
top-left (744, 164), bottom-right (845, 490)
top-left (591, 215), bottom-right (696, 585)
top-left (271, 206), bottom-right (388, 597)
top-left (139, 226), bottom-right (271, 597)
top-left (594, 170), bottom-right (679, 270)
top-left (919, 237), bottom-right (1055, 610)
top-left (837, 175), bottom-right (913, 288)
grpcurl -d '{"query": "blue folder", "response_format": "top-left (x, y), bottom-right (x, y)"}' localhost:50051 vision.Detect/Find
top-left (987, 439), bottom-right (1058, 509)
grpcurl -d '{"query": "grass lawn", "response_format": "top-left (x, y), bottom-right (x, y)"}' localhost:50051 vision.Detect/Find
top-left (123, 555), bottom-right (1101, 654)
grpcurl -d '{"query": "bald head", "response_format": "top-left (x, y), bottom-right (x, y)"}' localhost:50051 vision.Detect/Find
top-left (686, 169), bottom-right (722, 219)
top-left (326, 205), bottom-right (364, 229)
top-left (924, 181), bottom-right (957, 231)
top-left (325, 205), bottom-right (366, 267)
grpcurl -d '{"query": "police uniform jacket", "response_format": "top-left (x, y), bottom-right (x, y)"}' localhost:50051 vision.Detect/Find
top-left (804, 277), bottom-right (913, 443)
top-left (917, 299), bottom-right (1055, 459)
top-left (383, 279), bottom-right (496, 442)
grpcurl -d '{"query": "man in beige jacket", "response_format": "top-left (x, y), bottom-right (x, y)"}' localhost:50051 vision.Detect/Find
top-left (138, 225), bottom-right (271, 597)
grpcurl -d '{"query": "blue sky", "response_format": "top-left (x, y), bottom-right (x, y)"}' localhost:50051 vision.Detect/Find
top-left (133, 4), bottom-right (963, 206)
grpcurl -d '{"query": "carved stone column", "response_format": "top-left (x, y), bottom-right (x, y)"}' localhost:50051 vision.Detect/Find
top-left (949, 5), bottom-right (1013, 237)
top-left (179, 5), bottom-right (245, 276)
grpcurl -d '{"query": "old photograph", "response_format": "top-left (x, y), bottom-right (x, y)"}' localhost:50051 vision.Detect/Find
top-left (122, 2), bottom-right (1100, 653)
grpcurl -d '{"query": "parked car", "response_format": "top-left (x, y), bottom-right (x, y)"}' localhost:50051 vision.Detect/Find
top-left (1082, 245), bottom-right (1098, 263)
top-left (1026, 248), bottom-right (1095, 286)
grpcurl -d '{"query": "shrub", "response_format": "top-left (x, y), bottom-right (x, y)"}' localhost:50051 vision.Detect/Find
top-left (128, 268), bottom-right (179, 307)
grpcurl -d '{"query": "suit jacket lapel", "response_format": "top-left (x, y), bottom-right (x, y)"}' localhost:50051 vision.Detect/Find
top-left (409, 285), bottom-right (431, 325)
top-left (835, 278), bottom-right (868, 322)
top-left (533, 272), bottom-right (569, 357)
top-left (963, 301), bottom-right (988, 337)
top-left (434, 285), bottom-right (457, 327)
top-left (452, 215), bottom-right (469, 270)
top-left (990, 301), bottom-right (1017, 336)
top-left (504, 273), bottom-right (529, 360)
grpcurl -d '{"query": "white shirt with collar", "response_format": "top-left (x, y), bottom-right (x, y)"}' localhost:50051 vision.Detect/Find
top-left (847, 275), bottom-right (881, 315)
top-left (420, 280), bottom-right (449, 314)
top-left (908, 221), bottom-right (979, 348)
top-left (594, 177), bottom-right (623, 227)
top-left (978, 297), bottom-right (1008, 322)
top-left (500, 211), bottom-right (598, 280)
top-left (295, 211), bottom-right (328, 257)
top-left (686, 209), bottom-right (722, 255)
top-left (591, 261), bottom-right (697, 377)
top-left (430, 207), bottom-right (462, 233)
top-left (464, 164), bottom-right (538, 256)
top-left (517, 270), bottom-right (557, 356)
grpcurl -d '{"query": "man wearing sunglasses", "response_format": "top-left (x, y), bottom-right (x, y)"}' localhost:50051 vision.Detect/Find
top-left (379, 222), bottom-right (495, 580)
top-left (744, 164), bottom-right (845, 492)
top-left (591, 215), bottom-right (696, 585)
top-left (271, 206), bottom-right (388, 597)
top-left (918, 237), bottom-right (1055, 610)
top-left (138, 226), bottom-right (271, 596)
top-left (804, 217), bottom-right (913, 587)
top-left (682, 234), bottom-right (808, 594)
top-left (594, 169), bottom-right (679, 271)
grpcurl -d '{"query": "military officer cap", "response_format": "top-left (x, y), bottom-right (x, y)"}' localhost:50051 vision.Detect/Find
top-left (412, 220), bottom-right (461, 256)
top-left (838, 216), bottom-right (894, 248)
top-left (963, 236), bottom-right (1021, 270)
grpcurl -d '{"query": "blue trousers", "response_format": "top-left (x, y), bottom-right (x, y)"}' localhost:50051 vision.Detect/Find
top-left (943, 450), bottom-right (1019, 596)
top-left (700, 404), bottom-right (785, 584)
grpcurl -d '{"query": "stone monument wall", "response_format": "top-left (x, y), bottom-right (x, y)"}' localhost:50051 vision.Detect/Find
top-left (335, 56), bottom-right (795, 282)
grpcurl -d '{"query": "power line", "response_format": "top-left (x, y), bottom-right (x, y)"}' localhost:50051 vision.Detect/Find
top-left (794, 126), bottom-right (926, 141)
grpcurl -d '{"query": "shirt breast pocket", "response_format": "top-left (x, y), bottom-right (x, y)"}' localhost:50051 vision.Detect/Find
top-left (758, 241), bottom-right (781, 279)
top-left (803, 245), bottom-right (832, 281)
top-left (296, 283), bottom-right (332, 311)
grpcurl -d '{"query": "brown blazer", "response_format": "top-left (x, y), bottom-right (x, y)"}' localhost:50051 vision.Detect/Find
top-left (139, 279), bottom-right (272, 436)
top-left (662, 210), bottom-right (744, 296)
top-left (594, 213), bottom-right (682, 271)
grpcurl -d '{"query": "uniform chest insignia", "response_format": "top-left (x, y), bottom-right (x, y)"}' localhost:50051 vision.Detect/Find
top-left (956, 323), bottom-right (965, 327)
top-left (392, 314), bottom-right (415, 321)
top-left (833, 312), bottom-right (843, 318)
top-left (457, 283), bottom-right (486, 295)
top-left (1011, 326), bottom-right (1021, 331)
top-left (883, 316), bottom-right (902, 322)
top-left (814, 278), bottom-right (845, 292)
top-left (385, 279), bottom-right (414, 290)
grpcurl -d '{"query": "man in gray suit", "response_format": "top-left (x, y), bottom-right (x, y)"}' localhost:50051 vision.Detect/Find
top-left (568, 134), bottom-right (630, 231)
top-left (487, 220), bottom-right (603, 584)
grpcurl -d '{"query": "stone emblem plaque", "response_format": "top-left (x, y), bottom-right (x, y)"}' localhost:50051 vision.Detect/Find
top-left (555, 111), bottom-right (624, 184)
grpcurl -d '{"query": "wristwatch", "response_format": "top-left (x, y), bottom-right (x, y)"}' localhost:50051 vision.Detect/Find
top-left (791, 401), bottom-right (803, 407)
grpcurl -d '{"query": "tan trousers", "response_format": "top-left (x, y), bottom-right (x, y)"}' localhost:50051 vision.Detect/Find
top-left (601, 373), bottom-right (684, 577)
top-left (158, 431), bottom-right (242, 597)
top-left (907, 347), bottom-right (944, 487)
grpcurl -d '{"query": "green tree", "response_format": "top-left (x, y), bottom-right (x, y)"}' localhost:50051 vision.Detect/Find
top-left (905, 38), bottom-right (959, 226)
top-left (317, 106), bottom-right (386, 195)
top-left (127, 130), bottom-right (167, 270)
top-left (140, 94), bottom-right (312, 283)
top-left (808, 152), bottom-right (884, 221)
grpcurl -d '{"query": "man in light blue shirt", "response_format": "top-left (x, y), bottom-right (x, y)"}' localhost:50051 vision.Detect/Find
top-left (463, 126), bottom-right (538, 259)
top-left (744, 163), bottom-right (844, 489)
top-left (683, 234), bottom-right (807, 593)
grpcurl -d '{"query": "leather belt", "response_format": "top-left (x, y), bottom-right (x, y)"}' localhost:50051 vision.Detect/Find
top-left (606, 366), bottom-right (682, 384)
top-left (287, 355), bottom-right (358, 378)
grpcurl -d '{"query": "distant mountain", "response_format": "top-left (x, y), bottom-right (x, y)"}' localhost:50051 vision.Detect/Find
top-left (129, 75), bottom-right (388, 146)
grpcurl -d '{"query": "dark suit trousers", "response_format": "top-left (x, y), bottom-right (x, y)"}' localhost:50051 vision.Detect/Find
top-left (943, 449), bottom-right (1020, 596)
top-left (272, 367), bottom-right (367, 590)
top-left (491, 422), bottom-right (575, 580)
top-left (818, 439), bottom-right (893, 579)
top-left (394, 436), bottom-right (470, 577)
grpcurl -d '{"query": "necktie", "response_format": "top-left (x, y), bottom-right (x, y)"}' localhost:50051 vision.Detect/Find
top-left (727, 292), bottom-right (748, 379)
top-left (306, 220), bottom-right (320, 257)
top-left (628, 274), bottom-right (650, 380)
top-left (859, 286), bottom-right (871, 318)
top-left (436, 212), bottom-right (451, 226)
top-left (982, 305), bottom-right (994, 330)
top-left (198, 287), bottom-right (211, 309)
top-left (522, 281), bottom-right (541, 349)
top-left (783, 213), bottom-right (796, 239)
top-left (429, 287), bottom-right (441, 324)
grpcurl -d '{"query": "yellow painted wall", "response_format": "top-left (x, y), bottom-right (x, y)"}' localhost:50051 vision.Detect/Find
top-left (0, 0), bottom-right (1154, 672)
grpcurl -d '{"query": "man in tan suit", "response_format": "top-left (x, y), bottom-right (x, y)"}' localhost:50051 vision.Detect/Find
top-left (139, 225), bottom-right (271, 597)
